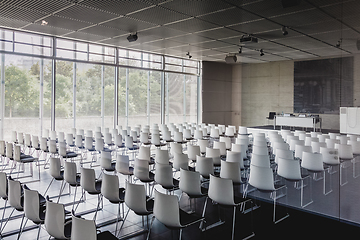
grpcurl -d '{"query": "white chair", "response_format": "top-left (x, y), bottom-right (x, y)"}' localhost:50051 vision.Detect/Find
top-left (100, 150), bottom-right (115, 172)
top-left (205, 147), bottom-right (221, 166)
top-left (155, 163), bottom-right (179, 193)
top-left (155, 149), bottom-right (169, 165)
top-left (71, 211), bottom-right (97, 240)
top-left (187, 144), bottom-right (200, 162)
top-left (197, 139), bottom-right (208, 155)
top-left (213, 141), bottom-right (226, 156)
top-left (134, 159), bottom-right (155, 195)
top-left (151, 134), bottom-right (166, 148)
top-left (245, 164), bottom-right (289, 224)
top-left (220, 160), bottom-right (242, 185)
top-left (116, 155), bottom-right (134, 181)
top-left (251, 153), bottom-right (270, 168)
top-left (63, 161), bottom-right (81, 209)
top-left (219, 136), bottom-right (231, 150)
top-left (210, 128), bottom-right (220, 139)
top-left (294, 145), bottom-right (312, 160)
top-left (207, 174), bottom-right (254, 240)
top-left (195, 155), bottom-right (214, 180)
top-left (173, 153), bottom-right (190, 171)
top-left (148, 189), bottom-right (205, 240)
top-left (311, 141), bottom-right (327, 153)
top-left (277, 157), bottom-right (312, 207)
top-left (101, 172), bottom-right (125, 234)
top-left (45, 198), bottom-right (72, 240)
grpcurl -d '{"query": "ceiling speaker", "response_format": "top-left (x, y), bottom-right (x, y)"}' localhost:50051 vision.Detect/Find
top-left (281, 0), bottom-right (301, 8)
top-left (225, 55), bottom-right (237, 64)
top-left (357, 40), bottom-right (360, 50)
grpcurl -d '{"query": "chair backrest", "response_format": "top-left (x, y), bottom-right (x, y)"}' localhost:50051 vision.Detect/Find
top-left (58, 132), bottom-right (65, 143)
top-left (194, 130), bottom-right (203, 140)
top-left (248, 164), bottom-right (275, 191)
top-left (210, 128), bottom-right (219, 138)
top-left (174, 132), bottom-right (183, 142)
top-left (85, 137), bottom-right (94, 150)
top-left (197, 139), bottom-right (208, 153)
top-left (187, 144), bottom-right (200, 161)
top-left (104, 133), bottom-right (112, 145)
top-left (50, 158), bottom-right (63, 179)
top-left (49, 140), bottom-right (57, 154)
top-left (0, 172), bottom-right (7, 199)
top-left (101, 172), bottom-right (120, 202)
top-left (24, 187), bottom-right (42, 223)
top-left (140, 132), bottom-right (150, 144)
top-left (155, 163), bottom-right (174, 189)
top-left (318, 134), bottom-right (330, 143)
top-left (277, 157), bottom-right (301, 180)
top-left (8, 177), bottom-right (23, 211)
top-left (252, 145), bottom-right (268, 156)
top-left (337, 135), bottom-right (349, 145)
top-left (225, 127), bottom-right (234, 137)
top-left (86, 130), bottom-right (93, 138)
top-left (14, 145), bottom-right (23, 161)
top-left (251, 153), bottom-right (270, 168)
top-left (183, 129), bottom-right (192, 139)
top-left (213, 141), bottom-right (226, 156)
top-left (294, 145), bottom-right (312, 159)
top-left (100, 151), bottom-right (113, 170)
top-left (179, 168), bottom-right (202, 196)
top-left (45, 199), bottom-right (69, 239)
top-left (78, 129), bottom-right (85, 138)
top-left (50, 131), bottom-right (57, 141)
top-left (116, 155), bottom-right (131, 174)
top-left (301, 152), bottom-right (324, 171)
top-left (238, 126), bottom-right (248, 135)
top-left (337, 144), bottom-right (353, 159)
top-left (208, 174), bottom-right (235, 206)
top-left (0, 140), bottom-right (5, 155)
top-left (311, 141), bottom-right (327, 153)
top-left (66, 134), bottom-right (74, 146)
top-left (220, 160), bottom-right (241, 184)
top-left (231, 143), bottom-right (246, 160)
top-left (219, 136), bottom-right (231, 149)
top-left (162, 130), bottom-right (172, 141)
top-left (325, 138), bottom-right (340, 149)
top-left (25, 134), bottom-right (31, 147)
top-left (59, 142), bottom-right (67, 157)
top-left (134, 159), bottom-right (152, 181)
top-left (252, 139), bottom-right (267, 148)
top-left (64, 161), bottom-right (78, 185)
top-left (80, 167), bottom-right (98, 193)
top-left (11, 131), bottom-right (17, 142)
top-left (151, 134), bottom-right (161, 145)
top-left (17, 132), bottom-right (24, 145)
top-left (237, 134), bottom-right (249, 146)
top-left (155, 149), bottom-right (169, 164)
top-left (305, 137), bottom-right (318, 146)
top-left (275, 149), bottom-right (294, 164)
top-left (195, 155), bottom-right (214, 178)
top-left (75, 135), bottom-right (83, 148)
top-left (32, 136), bottom-right (39, 148)
top-left (348, 140), bottom-right (360, 155)
top-left (272, 141), bottom-right (289, 155)
top-left (71, 212), bottom-right (96, 240)
top-left (6, 142), bottom-right (13, 158)
top-left (125, 181), bottom-right (149, 215)
top-left (154, 189), bottom-right (181, 228)
top-left (125, 136), bottom-right (134, 148)
top-left (320, 147), bottom-right (340, 165)
top-left (40, 137), bottom-right (47, 151)
top-left (226, 151), bottom-right (244, 169)
top-left (170, 142), bottom-right (182, 156)
top-left (289, 139), bottom-right (304, 151)
top-left (205, 147), bottom-right (221, 165)
top-left (173, 153), bottom-right (189, 171)
top-left (138, 145), bottom-right (151, 161)
top-left (115, 134), bottom-right (123, 147)
top-left (95, 138), bottom-right (104, 152)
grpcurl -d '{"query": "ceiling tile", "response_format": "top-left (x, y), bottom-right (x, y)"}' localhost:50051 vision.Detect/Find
top-left (40, 15), bottom-right (92, 31)
top-left (79, 0), bottom-right (153, 15)
top-left (167, 34), bottom-right (212, 44)
top-left (229, 19), bottom-right (280, 35)
top-left (165, 18), bottom-right (218, 33)
top-left (23, 23), bottom-right (72, 36)
top-left (279, 50), bottom-right (317, 59)
top-left (64, 31), bottom-right (108, 42)
top-left (161, 0), bottom-right (233, 16)
top-left (79, 25), bottom-right (127, 38)
top-left (141, 39), bottom-right (186, 49)
top-left (192, 40), bottom-right (234, 49)
top-left (195, 27), bottom-right (241, 40)
top-left (1, 0), bottom-right (73, 14)
top-left (198, 7), bottom-right (260, 26)
top-left (55, 4), bottom-right (119, 24)
top-left (101, 16), bottom-right (157, 33)
top-left (139, 26), bottom-right (186, 40)
top-left (128, 6), bottom-right (189, 25)
top-left (0, 4), bottom-right (48, 22)
top-left (0, 16), bottom-right (29, 29)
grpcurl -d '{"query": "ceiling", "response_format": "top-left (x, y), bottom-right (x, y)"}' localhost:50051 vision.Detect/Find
top-left (0, 0), bottom-right (359, 63)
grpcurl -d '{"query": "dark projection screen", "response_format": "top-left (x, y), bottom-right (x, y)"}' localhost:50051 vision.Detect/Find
top-left (294, 57), bottom-right (353, 114)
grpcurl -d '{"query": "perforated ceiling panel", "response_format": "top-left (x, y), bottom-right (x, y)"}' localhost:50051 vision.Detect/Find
top-left (0, 0), bottom-right (358, 63)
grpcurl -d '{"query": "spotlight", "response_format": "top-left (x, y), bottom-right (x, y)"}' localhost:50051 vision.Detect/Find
top-left (41, 20), bottom-right (48, 26)
top-left (336, 39), bottom-right (342, 48)
top-left (186, 52), bottom-right (192, 59)
top-left (260, 49), bottom-right (264, 56)
top-left (127, 33), bottom-right (138, 42)
top-left (282, 26), bottom-right (288, 36)
top-left (239, 47), bottom-right (242, 54)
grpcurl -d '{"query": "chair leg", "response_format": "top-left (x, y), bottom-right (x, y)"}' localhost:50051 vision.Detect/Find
top-left (36, 224), bottom-right (41, 240)
top-left (232, 206), bottom-right (236, 240)
top-left (147, 216), bottom-right (155, 240)
top-left (118, 208), bottom-right (130, 237)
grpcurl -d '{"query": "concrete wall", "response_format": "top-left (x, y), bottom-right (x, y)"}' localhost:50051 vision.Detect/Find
top-left (202, 56), bottom-right (360, 130)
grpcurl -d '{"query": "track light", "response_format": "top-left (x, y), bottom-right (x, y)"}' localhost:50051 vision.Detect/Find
top-left (127, 33), bottom-right (138, 42)
top-left (336, 39), bottom-right (342, 48)
top-left (260, 49), bottom-right (264, 56)
top-left (282, 26), bottom-right (288, 36)
top-left (186, 52), bottom-right (192, 59)
top-left (239, 47), bottom-right (242, 54)
top-left (41, 20), bottom-right (48, 26)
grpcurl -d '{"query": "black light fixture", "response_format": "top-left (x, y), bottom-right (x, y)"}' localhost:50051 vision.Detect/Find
top-left (239, 47), bottom-right (242, 54)
top-left (127, 33), bottom-right (138, 42)
top-left (186, 52), bottom-right (192, 59)
top-left (260, 49), bottom-right (264, 56)
top-left (282, 26), bottom-right (288, 36)
top-left (336, 39), bottom-right (342, 48)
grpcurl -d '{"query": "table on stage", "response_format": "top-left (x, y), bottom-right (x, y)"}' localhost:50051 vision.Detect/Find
top-left (274, 115), bottom-right (321, 131)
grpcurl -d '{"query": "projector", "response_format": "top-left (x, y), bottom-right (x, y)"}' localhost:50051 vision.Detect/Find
top-left (127, 34), bottom-right (138, 42)
top-left (240, 36), bottom-right (258, 44)
top-left (225, 55), bottom-right (237, 64)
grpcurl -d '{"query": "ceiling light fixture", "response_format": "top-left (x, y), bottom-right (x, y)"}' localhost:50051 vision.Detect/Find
top-left (260, 49), bottom-right (264, 56)
top-left (127, 33), bottom-right (138, 42)
top-left (282, 26), bottom-right (288, 36)
top-left (186, 52), bottom-right (192, 59)
top-left (41, 20), bottom-right (48, 26)
top-left (336, 39), bottom-right (342, 48)
top-left (239, 47), bottom-right (242, 54)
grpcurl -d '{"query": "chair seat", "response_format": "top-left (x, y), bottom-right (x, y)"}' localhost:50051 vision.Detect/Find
top-left (19, 156), bottom-right (37, 163)
top-left (104, 162), bottom-right (116, 172)
top-left (178, 209), bottom-right (203, 227)
top-left (64, 152), bottom-right (78, 158)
